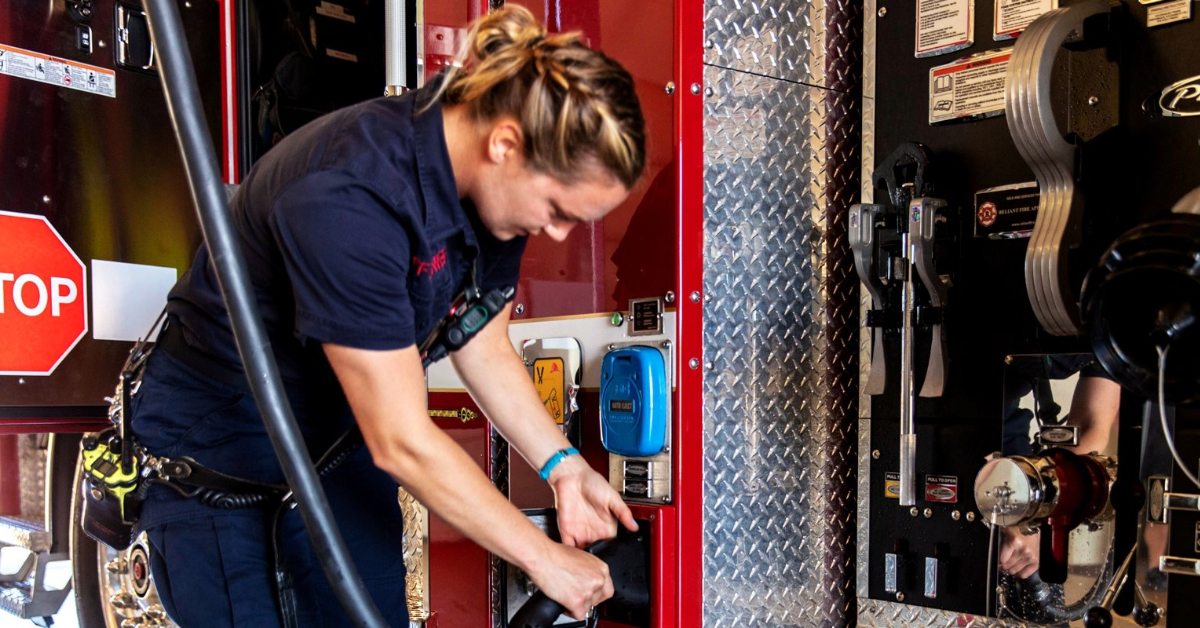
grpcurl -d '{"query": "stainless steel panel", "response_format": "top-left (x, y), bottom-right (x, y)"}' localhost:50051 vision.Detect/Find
top-left (704, 0), bottom-right (825, 88)
top-left (702, 0), bottom-right (861, 622)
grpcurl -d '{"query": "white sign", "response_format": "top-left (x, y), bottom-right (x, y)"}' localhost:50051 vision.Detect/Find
top-left (1148, 0), bottom-right (1192, 27)
top-left (994, 0), bottom-right (1058, 40)
top-left (928, 48), bottom-right (1012, 124)
top-left (0, 42), bottom-right (116, 98)
top-left (91, 260), bottom-right (176, 342)
top-left (916, 0), bottom-right (975, 58)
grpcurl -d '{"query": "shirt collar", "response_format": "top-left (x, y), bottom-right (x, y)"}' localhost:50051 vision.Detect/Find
top-left (412, 82), bottom-right (479, 249)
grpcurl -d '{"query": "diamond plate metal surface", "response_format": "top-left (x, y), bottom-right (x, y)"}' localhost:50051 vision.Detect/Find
top-left (858, 0), bottom-right (878, 605)
top-left (19, 435), bottom-right (45, 519)
top-left (702, 0), bottom-right (860, 622)
top-left (399, 487), bottom-right (431, 622)
top-left (704, 0), bottom-right (826, 88)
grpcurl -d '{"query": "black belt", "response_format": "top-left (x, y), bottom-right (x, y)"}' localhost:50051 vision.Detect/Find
top-left (156, 320), bottom-right (252, 392)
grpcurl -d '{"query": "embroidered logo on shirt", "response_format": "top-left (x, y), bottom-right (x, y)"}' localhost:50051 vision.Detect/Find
top-left (413, 249), bottom-right (448, 277)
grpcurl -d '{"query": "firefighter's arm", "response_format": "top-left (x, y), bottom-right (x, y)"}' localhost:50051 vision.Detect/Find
top-left (1066, 376), bottom-right (1121, 456)
top-left (324, 342), bottom-right (611, 619)
top-left (449, 303), bottom-right (637, 548)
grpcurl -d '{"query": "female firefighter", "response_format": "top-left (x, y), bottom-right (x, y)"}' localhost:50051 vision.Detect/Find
top-left (127, 5), bottom-right (645, 625)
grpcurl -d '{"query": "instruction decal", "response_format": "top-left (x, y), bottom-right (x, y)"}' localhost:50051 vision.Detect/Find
top-left (929, 48), bottom-right (1011, 124)
top-left (994, 0), bottom-right (1058, 40)
top-left (916, 0), bottom-right (975, 58)
top-left (884, 471), bottom-right (901, 499)
top-left (1147, 0), bottom-right (1192, 27)
top-left (533, 357), bottom-right (566, 424)
top-left (0, 42), bottom-right (115, 98)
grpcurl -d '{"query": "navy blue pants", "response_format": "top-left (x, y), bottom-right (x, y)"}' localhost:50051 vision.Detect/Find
top-left (131, 347), bottom-right (410, 627)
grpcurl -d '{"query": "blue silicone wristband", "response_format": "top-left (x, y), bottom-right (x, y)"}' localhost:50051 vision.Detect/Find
top-left (538, 447), bottom-right (580, 481)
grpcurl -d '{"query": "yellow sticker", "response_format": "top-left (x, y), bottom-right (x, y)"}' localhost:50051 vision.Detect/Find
top-left (884, 471), bottom-right (900, 499)
top-left (533, 357), bottom-right (566, 424)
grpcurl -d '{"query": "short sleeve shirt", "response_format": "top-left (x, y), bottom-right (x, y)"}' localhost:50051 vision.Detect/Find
top-left (167, 83), bottom-right (527, 384)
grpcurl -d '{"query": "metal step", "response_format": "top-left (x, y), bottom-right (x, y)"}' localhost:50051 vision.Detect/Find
top-left (0, 517), bottom-right (50, 553)
top-left (0, 553), bottom-right (70, 620)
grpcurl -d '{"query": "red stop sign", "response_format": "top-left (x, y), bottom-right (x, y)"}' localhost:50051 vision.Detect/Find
top-left (0, 211), bottom-right (88, 375)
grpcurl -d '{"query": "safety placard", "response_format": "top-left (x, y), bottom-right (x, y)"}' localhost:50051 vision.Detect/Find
top-left (915, 0), bottom-right (974, 58)
top-left (0, 210), bottom-right (88, 376)
top-left (532, 357), bottom-right (565, 424)
top-left (925, 475), bottom-right (959, 503)
top-left (884, 471), bottom-right (900, 499)
top-left (0, 42), bottom-right (116, 98)
top-left (994, 0), bottom-right (1057, 40)
top-left (1147, 0), bottom-right (1191, 28)
top-left (929, 48), bottom-right (1011, 124)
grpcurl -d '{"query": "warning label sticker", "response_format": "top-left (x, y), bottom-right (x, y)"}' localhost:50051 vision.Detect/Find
top-left (925, 475), bottom-right (959, 503)
top-left (915, 0), bottom-right (974, 58)
top-left (1148, 0), bottom-right (1191, 28)
top-left (994, 0), bottom-right (1057, 40)
top-left (884, 471), bottom-right (901, 499)
top-left (928, 48), bottom-right (1011, 124)
top-left (0, 42), bottom-right (116, 98)
top-left (533, 357), bottom-right (566, 425)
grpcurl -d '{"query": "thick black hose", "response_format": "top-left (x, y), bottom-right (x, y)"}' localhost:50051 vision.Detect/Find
top-left (141, 1), bottom-right (388, 625)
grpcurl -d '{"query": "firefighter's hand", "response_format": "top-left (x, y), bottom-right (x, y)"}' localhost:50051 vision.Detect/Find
top-left (549, 455), bottom-right (638, 548)
top-left (999, 525), bottom-right (1040, 579)
top-left (530, 542), bottom-right (613, 620)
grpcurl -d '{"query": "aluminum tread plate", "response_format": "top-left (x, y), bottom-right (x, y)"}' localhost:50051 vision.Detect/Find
top-left (701, 0), bottom-right (861, 614)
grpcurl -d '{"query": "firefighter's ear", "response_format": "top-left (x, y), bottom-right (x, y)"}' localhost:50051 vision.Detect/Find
top-left (486, 118), bottom-right (524, 165)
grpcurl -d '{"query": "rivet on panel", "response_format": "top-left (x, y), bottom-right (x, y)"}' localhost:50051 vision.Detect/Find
top-left (690, 83), bottom-right (701, 95)
top-left (909, 507), bottom-right (919, 517)
top-left (923, 508), bottom-right (933, 519)
top-left (98, 40), bottom-right (107, 48)
top-left (688, 358), bottom-right (700, 370)
top-left (871, 450), bottom-right (881, 459)
top-left (952, 510), bottom-right (961, 521)
top-left (665, 82), bottom-right (676, 95)
top-left (664, 291), bottom-right (675, 304)
top-left (18, 378), bottom-right (26, 385)
top-left (42, 195), bottom-right (51, 204)
top-left (878, 7), bottom-right (887, 17)
top-left (689, 291), bottom-right (701, 303)
top-left (704, 86), bottom-right (714, 98)
top-left (1088, 95), bottom-right (1100, 106)
top-left (895, 592), bottom-right (905, 602)
top-left (704, 361), bottom-right (714, 371)
top-left (704, 39), bottom-right (715, 49)
top-left (514, 303), bottom-right (525, 315)
top-left (966, 511), bottom-right (977, 522)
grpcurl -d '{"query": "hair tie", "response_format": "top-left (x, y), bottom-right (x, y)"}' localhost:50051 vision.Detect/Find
top-left (526, 35), bottom-right (544, 50)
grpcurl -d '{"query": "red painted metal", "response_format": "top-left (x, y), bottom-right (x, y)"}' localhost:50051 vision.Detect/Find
top-left (505, 0), bottom-right (678, 321)
top-left (425, 391), bottom-right (492, 626)
top-left (0, 436), bottom-right (18, 516)
top-left (219, 0), bottom-right (238, 183)
top-left (675, 0), bottom-right (705, 623)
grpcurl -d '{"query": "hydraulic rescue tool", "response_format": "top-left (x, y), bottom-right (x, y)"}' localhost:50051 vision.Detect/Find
top-left (851, 142), bottom-right (952, 506)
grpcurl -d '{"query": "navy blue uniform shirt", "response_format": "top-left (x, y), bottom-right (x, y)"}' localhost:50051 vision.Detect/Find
top-left (134, 82), bottom-right (526, 527)
top-left (168, 83), bottom-right (527, 382)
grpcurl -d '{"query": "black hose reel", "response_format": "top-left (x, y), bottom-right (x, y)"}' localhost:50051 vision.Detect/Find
top-left (1082, 187), bottom-right (1200, 405)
